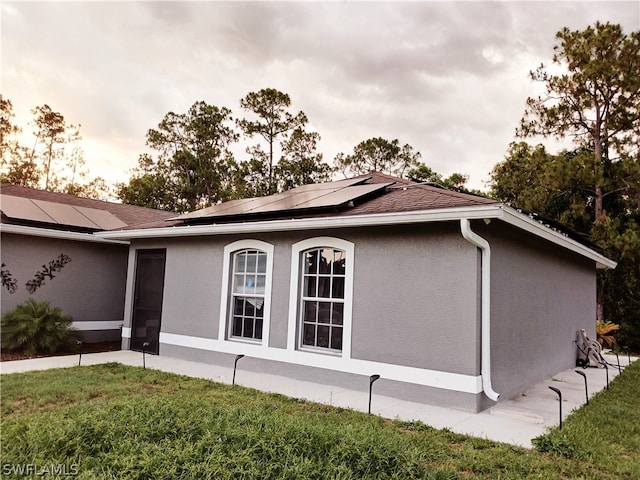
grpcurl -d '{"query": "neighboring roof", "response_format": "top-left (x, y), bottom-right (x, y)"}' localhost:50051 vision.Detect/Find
top-left (0, 184), bottom-right (175, 232)
top-left (94, 173), bottom-right (616, 269)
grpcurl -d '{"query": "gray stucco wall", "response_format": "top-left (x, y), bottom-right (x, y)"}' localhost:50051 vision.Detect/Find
top-left (1, 233), bottom-right (128, 342)
top-left (125, 223), bottom-right (480, 377)
top-left (475, 221), bottom-right (597, 400)
top-left (122, 218), bottom-right (601, 411)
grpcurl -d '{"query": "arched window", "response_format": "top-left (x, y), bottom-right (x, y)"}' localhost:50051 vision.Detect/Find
top-left (220, 240), bottom-right (274, 344)
top-left (288, 237), bottom-right (354, 356)
top-left (300, 247), bottom-right (346, 350)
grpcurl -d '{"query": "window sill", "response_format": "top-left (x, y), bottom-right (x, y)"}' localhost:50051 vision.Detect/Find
top-left (298, 346), bottom-right (343, 357)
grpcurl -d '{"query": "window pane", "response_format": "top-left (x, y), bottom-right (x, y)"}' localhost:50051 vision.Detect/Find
top-left (257, 253), bottom-right (267, 273)
top-left (304, 250), bottom-right (318, 274)
top-left (243, 317), bottom-right (254, 338)
top-left (233, 298), bottom-right (244, 316)
top-left (247, 253), bottom-right (258, 272)
top-left (332, 303), bottom-right (344, 325)
top-left (232, 317), bottom-right (242, 337)
top-left (333, 250), bottom-right (346, 275)
top-left (317, 325), bottom-right (330, 347)
top-left (318, 249), bottom-right (332, 274)
top-left (304, 276), bottom-right (316, 297)
top-left (233, 274), bottom-right (245, 293)
top-left (256, 274), bottom-right (266, 293)
top-left (317, 276), bottom-right (331, 298)
top-left (303, 301), bottom-right (317, 322)
top-left (254, 318), bottom-right (263, 340)
top-left (330, 326), bottom-right (343, 350)
top-left (303, 323), bottom-right (315, 346)
top-left (332, 277), bottom-right (344, 299)
top-left (234, 253), bottom-right (246, 272)
top-left (318, 302), bottom-right (331, 324)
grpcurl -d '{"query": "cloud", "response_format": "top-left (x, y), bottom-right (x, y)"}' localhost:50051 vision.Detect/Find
top-left (2, 1), bottom-right (638, 190)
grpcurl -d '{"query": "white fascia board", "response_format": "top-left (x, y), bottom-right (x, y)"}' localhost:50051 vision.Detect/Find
top-left (0, 223), bottom-right (129, 245)
top-left (498, 207), bottom-right (617, 269)
top-left (96, 204), bottom-right (504, 240)
top-left (94, 203), bottom-right (616, 269)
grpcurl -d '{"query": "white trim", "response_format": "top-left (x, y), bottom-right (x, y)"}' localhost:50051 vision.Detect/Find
top-left (287, 237), bottom-right (355, 359)
top-left (97, 205), bottom-right (501, 240)
top-left (72, 320), bottom-right (124, 331)
top-left (219, 240), bottom-right (274, 347)
top-left (94, 204), bottom-right (615, 269)
top-left (0, 223), bottom-right (128, 245)
top-left (460, 219), bottom-right (500, 402)
top-left (160, 331), bottom-right (482, 394)
top-left (121, 327), bottom-right (132, 338)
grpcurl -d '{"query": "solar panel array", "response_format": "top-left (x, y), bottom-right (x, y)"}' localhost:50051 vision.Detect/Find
top-left (171, 177), bottom-right (392, 222)
top-left (1, 195), bottom-right (127, 230)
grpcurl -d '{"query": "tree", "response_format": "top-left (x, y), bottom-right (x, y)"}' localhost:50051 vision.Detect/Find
top-left (118, 101), bottom-right (239, 212)
top-left (1, 99), bottom-right (108, 198)
top-left (408, 163), bottom-right (470, 190)
top-left (1, 95), bottom-right (21, 167)
top-left (335, 137), bottom-right (421, 178)
top-left (518, 22), bottom-right (640, 220)
top-left (492, 23), bottom-right (640, 347)
top-left (29, 104), bottom-right (67, 191)
top-left (276, 128), bottom-right (333, 191)
top-left (238, 88), bottom-right (308, 194)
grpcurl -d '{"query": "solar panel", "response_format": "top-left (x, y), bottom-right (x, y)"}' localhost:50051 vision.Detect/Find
top-left (75, 206), bottom-right (127, 229)
top-left (170, 178), bottom-right (392, 222)
top-left (294, 183), bottom-right (391, 209)
top-left (1, 194), bottom-right (127, 230)
top-left (32, 199), bottom-right (101, 229)
top-left (1, 195), bottom-right (56, 223)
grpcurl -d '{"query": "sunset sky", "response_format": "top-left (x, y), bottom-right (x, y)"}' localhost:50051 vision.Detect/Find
top-left (3, 1), bottom-right (638, 190)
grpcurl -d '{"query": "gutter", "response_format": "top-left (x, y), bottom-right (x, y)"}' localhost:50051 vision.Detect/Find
top-left (460, 218), bottom-right (500, 402)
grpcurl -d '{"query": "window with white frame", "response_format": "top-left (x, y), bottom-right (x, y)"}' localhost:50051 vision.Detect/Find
top-left (220, 240), bottom-right (273, 344)
top-left (301, 247), bottom-right (346, 350)
top-left (288, 238), bottom-right (354, 355)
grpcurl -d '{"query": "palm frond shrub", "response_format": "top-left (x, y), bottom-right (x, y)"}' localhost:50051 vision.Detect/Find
top-left (596, 320), bottom-right (620, 349)
top-left (1, 299), bottom-right (81, 355)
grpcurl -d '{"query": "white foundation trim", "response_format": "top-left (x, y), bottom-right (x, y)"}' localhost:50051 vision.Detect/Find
top-left (159, 332), bottom-right (483, 394)
top-left (72, 320), bottom-right (124, 331)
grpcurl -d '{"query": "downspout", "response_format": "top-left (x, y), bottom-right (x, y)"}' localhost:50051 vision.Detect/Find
top-left (460, 219), bottom-right (500, 401)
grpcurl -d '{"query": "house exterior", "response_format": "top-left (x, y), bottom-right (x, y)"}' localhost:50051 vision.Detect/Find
top-left (95, 173), bottom-right (614, 411)
top-left (0, 184), bottom-right (174, 342)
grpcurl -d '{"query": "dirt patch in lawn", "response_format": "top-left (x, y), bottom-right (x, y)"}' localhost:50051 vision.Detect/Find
top-left (1, 341), bottom-right (121, 362)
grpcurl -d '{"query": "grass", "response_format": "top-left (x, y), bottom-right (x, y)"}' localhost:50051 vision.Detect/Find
top-left (1, 362), bottom-right (639, 479)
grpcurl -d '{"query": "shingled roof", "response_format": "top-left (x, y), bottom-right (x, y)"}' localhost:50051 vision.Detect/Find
top-left (109, 172), bottom-right (497, 231)
top-left (1, 184), bottom-right (175, 232)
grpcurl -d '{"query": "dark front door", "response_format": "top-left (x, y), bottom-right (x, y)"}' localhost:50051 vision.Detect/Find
top-left (131, 249), bottom-right (166, 354)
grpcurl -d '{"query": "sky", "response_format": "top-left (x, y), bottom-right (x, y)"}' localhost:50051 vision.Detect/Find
top-left (2, 1), bottom-right (639, 191)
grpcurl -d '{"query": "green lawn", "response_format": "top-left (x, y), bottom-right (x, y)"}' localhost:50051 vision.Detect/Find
top-left (1, 361), bottom-right (639, 479)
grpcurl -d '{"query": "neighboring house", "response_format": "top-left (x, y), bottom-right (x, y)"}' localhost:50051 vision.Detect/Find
top-left (0, 184), bottom-right (175, 342)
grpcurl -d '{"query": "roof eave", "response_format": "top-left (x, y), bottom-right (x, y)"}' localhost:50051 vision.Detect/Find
top-left (94, 204), bottom-right (617, 269)
top-left (96, 204), bottom-right (503, 240)
top-left (0, 223), bottom-right (129, 245)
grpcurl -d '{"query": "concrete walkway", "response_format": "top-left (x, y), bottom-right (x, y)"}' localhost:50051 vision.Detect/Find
top-left (1, 350), bottom-right (635, 449)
